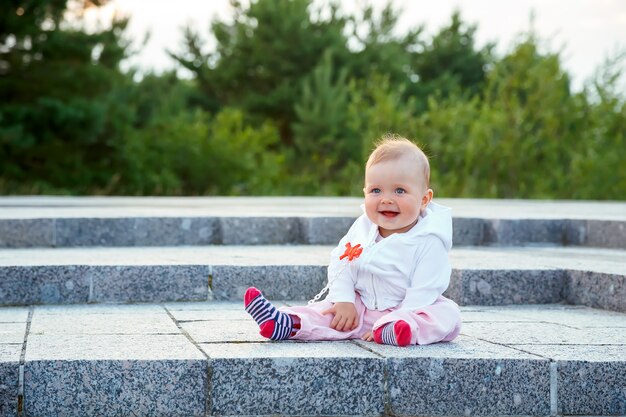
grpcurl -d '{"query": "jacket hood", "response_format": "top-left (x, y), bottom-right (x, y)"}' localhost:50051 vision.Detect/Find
top-left (360, 201), bottom-right (453, 251)
top-left (406, 202), bottom-right (453, 250)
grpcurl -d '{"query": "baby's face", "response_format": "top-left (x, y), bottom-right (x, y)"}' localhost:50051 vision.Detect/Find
top-left (363, 156), bottom-right (432, 238)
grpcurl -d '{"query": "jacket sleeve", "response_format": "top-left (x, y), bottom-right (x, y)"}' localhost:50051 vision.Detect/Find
top-left (397, 235), bottom-right (451, 311)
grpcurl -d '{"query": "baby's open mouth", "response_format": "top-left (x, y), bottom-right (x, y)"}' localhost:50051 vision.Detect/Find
top-left (379, 211), bottom-right (399, 218)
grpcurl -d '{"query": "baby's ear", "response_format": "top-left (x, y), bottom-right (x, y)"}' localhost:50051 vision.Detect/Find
top-left (421, 189), bottom-right (433, 209)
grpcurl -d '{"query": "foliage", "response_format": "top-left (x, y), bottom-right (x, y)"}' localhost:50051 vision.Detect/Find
top-left (1, 0), bottom-right (624, 199)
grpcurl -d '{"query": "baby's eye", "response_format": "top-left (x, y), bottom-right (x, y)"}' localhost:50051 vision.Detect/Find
top-left (395, 188), bottom-right (406, 194)
top-left (370, 188), bottom-right (381, 194)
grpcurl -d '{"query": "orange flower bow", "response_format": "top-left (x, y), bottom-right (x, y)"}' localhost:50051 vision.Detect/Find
top-left (339, 242), bottom-right (362, 261)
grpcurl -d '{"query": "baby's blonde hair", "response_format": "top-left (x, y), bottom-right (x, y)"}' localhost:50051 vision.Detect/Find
top-left (366, 134), bottom-right (430, 188)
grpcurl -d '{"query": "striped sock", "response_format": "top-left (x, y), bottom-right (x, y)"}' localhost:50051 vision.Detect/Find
top-left (244, 287), bottom-right (294, 341)
top-left (373, 320), bottom-right (412, 347)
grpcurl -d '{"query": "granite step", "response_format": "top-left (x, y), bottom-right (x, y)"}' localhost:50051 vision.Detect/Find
top-left (0, 301), bottom-right (624, 416)
top-left (1, 197), bottom-right (625, 248)
top-left (0, 246), bottom-right (624, 311)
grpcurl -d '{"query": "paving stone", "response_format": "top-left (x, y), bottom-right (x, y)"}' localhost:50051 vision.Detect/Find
top-left (91, 265), bottom-right (209, 303)
top-left (181, 320), bottom-right (266, 343)
top-left (0, 218), bottom-right (55, 248)
top-left (0, 323), bottom-right (27, 344)
top-left (455, 269), bottom-right (567, 305)
top-left (460, 310), bottom-right (536, 322)
top-left (29, 313), bottom-right (179, 336)
top-left (520, 345), bottom-right (626, 415)
top-left (484, 219), bottom-right (572, 246)
top-left (586, 219), bottom-right (626, 248)
top-left (301, 217), bottom-right (354, 245)
top-left (358, 336), bottom-right (550, 416)
top-left (494, 305), bottom-right (626, 328)
top-left (25, 358), bottom-right (207, 417)
top-left (34, 303), bottom-right (165, 315)
top-left (56, 218), bottom-right (137, 246)
top-left (212, 265), bottom-right (327, 301)
top-left (0, 344), bottom-right (21, 417)
top-left (220, 217), bottom-right (302, 244)
top-left (25, 332), bottom-right (208, 416)
top-left (170, 309), bottom-right (252, 322)
top-left (452, 218), bottom-right (485, 246)
top-left (131, 217), bottom-right (219, 246)
top-left (201, 342), bottom-right (384, 416)
top-left (461, 321), bottom-right (626, 345)
top-left (0, 307), bottom-right (29, 322)
top-left (164, 301), bottom-right (246, 311)
top-left (0, 265), bottom-right (90, 305)
top-left (55, 217), bottom-right (219, 247)
top-left (565, 270), bottom-right (625, 312)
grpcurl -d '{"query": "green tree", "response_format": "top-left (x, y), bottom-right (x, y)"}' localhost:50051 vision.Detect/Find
top-left (172, 0), bottom-right (349, 143)
top-left (410, 11), bottom-right (492, 109)
top-left (0, 0), bottom-right (131, 193)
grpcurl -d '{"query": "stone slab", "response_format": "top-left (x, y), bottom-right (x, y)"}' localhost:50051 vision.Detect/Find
top-left (34, 303), bottom-right (164, 315)
top-left (90, 265), bottom-right (209, 303)
top-left (29, 313), bottom-right (179, 336)
top-left (0, 345), bottom-right (20, 417)
top-left (181, 320), bottom-right (267, 343)
top-left (2, 197), bottom-right (625, 220)
top-left (0, 246), bottom-right (623, 307)
top-left (565, 270), bottom-right (625, 312)
top-left (0, 218), bottom-right (54, 248)
top-left (587, 219), bottom-right (626, 249)
top-left (220, 217), bottom-right (302, 245)
top-left (454, 269), bottom-right (567, 305)
top-left (25, 334), bottom-right (203, 361)
top-left (170, 309), bottom-right (253, 322)
top-left (301, 217), bottom-right (354, 245)
top-left (164, 301), bottom-right (247, 311)
top-left (56, 217), bottom-right (219, 246)
top-left (461, 321), bottom-right (626, 345)
top-left (452, 217), bottom-right (485, 246)
top-left (492, 305), bottom-right (626, 328)
top-left (24, 331), bottom-right (208, 417)
top-left (1, 198), bottom-right (626, 248)
top-left (201, 342), bottom-right (384, 416)
top-left (25, 359), bottom-right (207, 417)
top-left (358, 336), bottom-right (550, 416)
top-left (0, 323), bottom-right (26, 344)
top-left (211, 265), bottom-right (327, 301)
top-left (519, 345), bottom-right (626, 415)
top-left (0, 307), bottom-right (29, 323)
top-left (0, 265), bottom-right (90, 305)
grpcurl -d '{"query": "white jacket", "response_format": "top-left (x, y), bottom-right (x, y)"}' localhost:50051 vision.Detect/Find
top-left (325, 202), bottom-right (452, 311)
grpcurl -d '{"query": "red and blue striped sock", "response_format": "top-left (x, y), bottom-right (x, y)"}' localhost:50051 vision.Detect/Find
top-left (373, 320), bottom-right (412, 347)
top-left (244, 287), bottom-right (294, 340)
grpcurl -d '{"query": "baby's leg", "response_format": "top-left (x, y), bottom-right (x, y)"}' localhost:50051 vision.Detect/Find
top-left (280, 295), bottom-right (370, 341)
top-left (373, 296), bottom-right (462, 346)
top-left (244, 287), bottom-right (296, 340)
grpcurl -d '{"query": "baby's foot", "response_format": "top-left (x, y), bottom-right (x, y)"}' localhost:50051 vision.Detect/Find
top-left (373, 320), bottom-right (412, 347)
top-left (244, 287), bottom-right (294, 341)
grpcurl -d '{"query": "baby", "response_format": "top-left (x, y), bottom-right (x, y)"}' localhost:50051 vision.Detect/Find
top-left (244, 135), bottom-right (461, 346)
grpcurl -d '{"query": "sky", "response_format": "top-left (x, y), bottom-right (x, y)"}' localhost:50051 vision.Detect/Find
top-left (87, 0), bottom-right (626, 90)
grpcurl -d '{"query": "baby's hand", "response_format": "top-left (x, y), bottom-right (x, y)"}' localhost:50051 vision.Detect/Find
top-left (361, 331), bottom-right (374, 342)
top-left (321, 302), bottom-right (358, 332)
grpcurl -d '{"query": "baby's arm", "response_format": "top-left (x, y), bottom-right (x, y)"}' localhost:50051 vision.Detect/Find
top-left (398, 235), bottom-right (451, 311)
top-left (323, 223), bottom-right (362, 331)
top-left (372, 236), bottom-right (451, 332)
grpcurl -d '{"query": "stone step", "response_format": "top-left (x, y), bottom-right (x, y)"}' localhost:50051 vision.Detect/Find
top-left (1, 197), bottom-right (625, 248)
top-left (0, 302), bottom-right (624, 416)
top-left (0, 246), bottom-right (623, 311)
